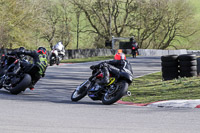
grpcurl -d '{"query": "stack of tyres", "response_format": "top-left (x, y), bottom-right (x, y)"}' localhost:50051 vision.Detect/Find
top-left (197, 57), bottom-right (200, 76)
top-left (178, 54), bottom-right (197, 77)
top-left (161, 55), bottom-right (179, 81)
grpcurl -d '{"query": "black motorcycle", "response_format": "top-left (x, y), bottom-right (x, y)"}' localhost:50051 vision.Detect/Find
top-left (132, 47), bottom-right (137, 58)
top-left (0, 54), bottom-right (37, 94)
top-left (49, 49), bottom-right (60, 66)
top-left (71, 66), bottom-right (133, 105)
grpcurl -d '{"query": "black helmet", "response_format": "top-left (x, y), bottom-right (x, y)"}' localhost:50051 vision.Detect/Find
top-left (130, 37), bottom-right (134, 42)
top-left (18, 47), bottom-right (26, 59)
top-left (37, 47), bottom-right (47, 54)
top-left (18, 47), bottom-right (25, 52)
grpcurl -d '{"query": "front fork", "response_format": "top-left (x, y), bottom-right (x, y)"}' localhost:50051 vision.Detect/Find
top-left (76, 80), bottom-right (90, 93)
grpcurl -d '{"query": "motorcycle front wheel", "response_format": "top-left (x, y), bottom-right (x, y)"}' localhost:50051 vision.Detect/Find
top-left (71, 85), bottom-right (87, 102)
top-left (102, 80), bottom-right (128, 105)
top-left (56, 58), bottom-right (60, 65)
top-left (50, 55), bottom-right (56, 66)
top-left (132, 51), bottom-right (136, 58)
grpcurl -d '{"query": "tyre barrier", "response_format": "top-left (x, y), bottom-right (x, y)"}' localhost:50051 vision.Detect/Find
top-left (161, 55), bottom-right (179, 81)
top-left (161, 54), bottom-right (197, 80)
top-left (197, 57), bottom-right (200, 76)
top-left (178, 54), bottom-right (197, 78)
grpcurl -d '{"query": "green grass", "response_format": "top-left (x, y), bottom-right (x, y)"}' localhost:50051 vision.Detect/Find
top-left (122, 72), bottom-right (200, 103)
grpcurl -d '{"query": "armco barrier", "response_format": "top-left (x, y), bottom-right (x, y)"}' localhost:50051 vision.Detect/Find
top-left (0, 48), bottom-right (189, 59)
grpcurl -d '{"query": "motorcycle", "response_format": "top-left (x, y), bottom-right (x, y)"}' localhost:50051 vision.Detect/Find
top-left (0, 54), bottom-right (8, 76)
top-left (0, 53), bottom-right (36, 94)
top-left (71, 65), bottom-right (133, 105)
top-left (49, 49), bottom-right (60, 66)
top-left (132, 47), bottom-right (137, 58)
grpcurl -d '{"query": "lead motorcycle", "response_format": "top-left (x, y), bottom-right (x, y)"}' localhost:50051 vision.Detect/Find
top-left (0, 53), bottom-right (36, 94)
top-left (71, 64), bottom-right (133, 105)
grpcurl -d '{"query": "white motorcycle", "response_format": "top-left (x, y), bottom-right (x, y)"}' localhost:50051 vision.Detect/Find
top-left (49, 49), bottom-right (60, 66)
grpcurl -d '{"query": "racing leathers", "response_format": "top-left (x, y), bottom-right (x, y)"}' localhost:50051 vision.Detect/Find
top-left (90, 59), bottom-right (133, 85)
top-left (9, 50), bottom-right (48, 89)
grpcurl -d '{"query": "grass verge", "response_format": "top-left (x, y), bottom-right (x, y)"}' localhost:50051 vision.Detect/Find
top-left (122, 72), bottom-right (200, 103)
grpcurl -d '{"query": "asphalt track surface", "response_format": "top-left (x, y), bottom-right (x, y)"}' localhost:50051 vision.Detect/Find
top-left (0, 56), bottom-right (200, 133)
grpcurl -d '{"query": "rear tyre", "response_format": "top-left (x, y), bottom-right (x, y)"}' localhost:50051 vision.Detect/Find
top-left (10, 74), bottom-right (32, 95)
top-left (102, 80), bottom-right (128, 105)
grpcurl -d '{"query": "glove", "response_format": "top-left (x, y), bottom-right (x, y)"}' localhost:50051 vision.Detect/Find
top-left (42, 73), bottom-right (45, 77)
top-left (7, 51), bottom-right (17, 55)
top-left (90, 64), bottom-right (101, 70)
top-left (90, 65), bottom-right (96, 70)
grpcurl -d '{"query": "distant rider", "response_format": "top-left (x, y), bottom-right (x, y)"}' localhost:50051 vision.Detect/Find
top-left (53, 42), bottom-right (65, 59)
top-left (130, 37), bottom-right (139, 55)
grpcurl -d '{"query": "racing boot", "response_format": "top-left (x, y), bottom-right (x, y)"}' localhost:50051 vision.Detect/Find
top-left (98, 66), bottom-right (110, 86)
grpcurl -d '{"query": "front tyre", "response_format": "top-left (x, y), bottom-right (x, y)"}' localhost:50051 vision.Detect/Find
top-left (50, 55), bottom-right (56, 66)
top-left (132, 51), bottom-right (136, 58)
top-left (102, 80), bottom-right (128, 105)
top-left (10, 74), bottom-right (32, 94)
top-left (56, 58), bottom-right (60, 65)
top-left (71, 86), bottom-right (87, 102)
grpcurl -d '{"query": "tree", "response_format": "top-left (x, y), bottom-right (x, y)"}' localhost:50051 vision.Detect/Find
top-left (39, 0), bottom-right (71, 49)
top-left (130, 0), bottom-right (198, 49)
top-left (0, 0), bottom-right (36, 49)
top-left (70, 0), bottom-right (138, 48)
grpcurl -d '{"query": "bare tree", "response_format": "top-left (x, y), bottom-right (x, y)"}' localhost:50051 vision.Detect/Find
top-left (131, 0), bottom-right (198, 49)
top-left (57, 0), bottom-right (71, 49)
top-left (39, 1), bottom-right (62, 49)
top-left (70, 0), bottom-right (138, 47)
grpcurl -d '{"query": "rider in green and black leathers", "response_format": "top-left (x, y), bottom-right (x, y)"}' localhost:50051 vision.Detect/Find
top-left (10, 47), bottom-right (48, 90)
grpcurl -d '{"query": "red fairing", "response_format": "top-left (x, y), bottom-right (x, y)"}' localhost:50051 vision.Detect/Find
top-left (96, 73), bottom-right (103, 78)
top-left (96, 73), bottom-right (111, 78)
top-left (14, 59), bottom-right (19, 64)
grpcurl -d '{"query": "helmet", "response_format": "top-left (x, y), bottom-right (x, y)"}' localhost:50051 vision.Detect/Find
top-left (18, 47), bottom-right (26, 59)
top-left (130, 37), bottom-right (134, 42)
top-left (117, 49), bottom-right (122, 53)
top-left (37, 47), bottom-right (47, 54)
top-left (114, 50), bottom-right (126, 60)
top-left (18, 47), bottom-right (25, 52)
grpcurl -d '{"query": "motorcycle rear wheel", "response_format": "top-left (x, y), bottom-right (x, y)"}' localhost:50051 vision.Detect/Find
top-left (71, 86), bottom-right (87, 102)
top-left (9, 74), bottom-right (32, 94)
top-left (102, 80), bottom-right (128, 105)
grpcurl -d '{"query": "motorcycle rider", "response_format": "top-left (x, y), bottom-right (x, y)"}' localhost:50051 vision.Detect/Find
top-left (130, 37), bottom-right (139, 55)
top-left (9, 47), bottom-right (48, 90)
top-left (52, 41), bottom-right (65, 59)
top-left (18, 47), bottom-right (28, 61)
top-left (90, 49), bottom-right (133, 86)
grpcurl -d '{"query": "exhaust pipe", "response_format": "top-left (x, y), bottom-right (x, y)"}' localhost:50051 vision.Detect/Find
top-left (127, 91), bottom-right (131, 96)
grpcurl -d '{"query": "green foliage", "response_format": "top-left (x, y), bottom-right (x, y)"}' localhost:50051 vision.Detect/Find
top-left (0, 0), bottom-right (200, 50)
